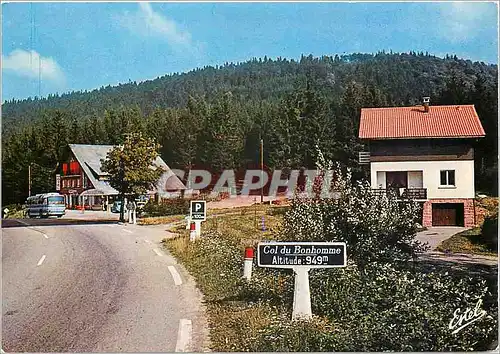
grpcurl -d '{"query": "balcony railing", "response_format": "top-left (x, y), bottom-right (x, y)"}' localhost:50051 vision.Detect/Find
top-left (372, 188), bottom-right (427, 200)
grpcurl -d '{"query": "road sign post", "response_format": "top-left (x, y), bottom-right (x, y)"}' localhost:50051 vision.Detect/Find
top-left (292, 267), bottom-right (312, 320)
top-left (194, 221), bottom-right (201, 237)
top-left (257, 241), bottom-right (347, 320)
top-left (190, 201), bottom-right (206, 237)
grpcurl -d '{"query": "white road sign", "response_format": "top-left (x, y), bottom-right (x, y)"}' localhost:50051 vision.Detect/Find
top-left (56, 174), bottom-right (61, 191)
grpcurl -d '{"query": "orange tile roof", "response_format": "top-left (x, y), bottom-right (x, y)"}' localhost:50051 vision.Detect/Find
top-left (359, 105), bottom-right (485, 140)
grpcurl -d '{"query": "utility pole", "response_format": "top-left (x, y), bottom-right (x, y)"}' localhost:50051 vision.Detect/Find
top-left (260, 138), bottom-right (264, 204)
top-left (28, 164), bottom-right (32, 197)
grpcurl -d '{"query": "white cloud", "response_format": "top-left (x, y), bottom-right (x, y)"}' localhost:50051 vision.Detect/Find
top-left (439, 2), bottom-right (496, 42)
top-left (2, 49), bottom-right (65, 85)
top-left (116, 3), bottom-right (199, 53)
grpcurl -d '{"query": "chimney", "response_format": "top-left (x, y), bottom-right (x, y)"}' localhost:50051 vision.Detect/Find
top-left (423, 97), bottom-right (430, 113)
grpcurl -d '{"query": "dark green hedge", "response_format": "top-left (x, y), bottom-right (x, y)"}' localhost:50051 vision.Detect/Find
top-left (481, 213), bottom-right (498, 251)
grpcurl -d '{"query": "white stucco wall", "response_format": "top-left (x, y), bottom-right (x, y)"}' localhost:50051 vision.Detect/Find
top-left (370, 160), bottom-right (475, 199)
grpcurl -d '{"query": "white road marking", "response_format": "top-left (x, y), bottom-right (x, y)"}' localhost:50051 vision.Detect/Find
top-left (153, 248), bottom-right (163, 257)
top-left (175, 319), bottom-right (192, 352)
top-left (37, 255), bottom-right (46, 266)
top-left (168, 265), bottom-right (183, 286)
top-left (26, 226), bottom-right (48, 238)
top-left (122, 229), bottom-right (133, 234)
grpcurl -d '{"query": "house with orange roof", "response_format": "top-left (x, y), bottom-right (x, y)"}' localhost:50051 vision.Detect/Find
top-left (358, 97), bottom-right (485, 228)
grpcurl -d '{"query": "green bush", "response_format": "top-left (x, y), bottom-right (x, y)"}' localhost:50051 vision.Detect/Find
top-left (142, 193), bottom-right (220, 217)
top-left (2, 203), bottom-right (25, 218)
top-left (280, 158), bottom-right (428, 269)
top-left (242, 267), bottom-right (294, 306)
top-left (3, 203), bottom-right (24, 211)
top-left (481, 213), bottom-right (498, 251)
top-left (142, 198), bottom-right (192, 217)
top-left (251, 263), bottom-right (498, 351)
top-left (313, 263), bottom-right (497, 351)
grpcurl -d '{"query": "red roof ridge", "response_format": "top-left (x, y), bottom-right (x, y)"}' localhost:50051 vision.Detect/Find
top-left (361, 104), bottom-right (476, 110)
top-left (359, 103), bottom-right (485, 139)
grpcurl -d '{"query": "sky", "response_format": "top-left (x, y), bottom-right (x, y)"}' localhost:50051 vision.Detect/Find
top-left (2, 1), bottom-right (499, 101)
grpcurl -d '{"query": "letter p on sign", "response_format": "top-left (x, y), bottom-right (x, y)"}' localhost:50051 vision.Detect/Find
top-left (190, 200), bottom-right (206, 221)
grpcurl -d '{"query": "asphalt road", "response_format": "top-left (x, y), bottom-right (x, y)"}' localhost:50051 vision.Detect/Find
top-left (1, 218), bottom-right (209, 352)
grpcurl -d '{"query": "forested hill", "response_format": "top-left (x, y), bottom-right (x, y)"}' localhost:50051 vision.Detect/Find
top-left (3, 52), bottom-right (497, 131)
top-left (2, 52), bottom-right (498, 204)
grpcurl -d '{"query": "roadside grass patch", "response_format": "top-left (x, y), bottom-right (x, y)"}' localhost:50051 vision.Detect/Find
top-left (436, 228), bottom-right (498, 256)
top-left (162, 208), bottom-right (286, 351)
top-left (138, 215), bottom-right (185, 225)
top-left (206, 203), bottom-right (279, 217)
top-left (206, 302), bottom-right (280, 352)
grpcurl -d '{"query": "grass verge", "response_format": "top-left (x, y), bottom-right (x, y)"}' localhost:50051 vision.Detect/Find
top-left (138, 215), bottom-right (185, 225)
top-left (436, 227), bottom-right (497, 256)
top-left (162, 206), bottom-right (291, 351)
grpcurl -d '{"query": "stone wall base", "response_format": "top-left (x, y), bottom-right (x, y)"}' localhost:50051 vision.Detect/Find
top-left (423, 198), bottom-right (475, 228)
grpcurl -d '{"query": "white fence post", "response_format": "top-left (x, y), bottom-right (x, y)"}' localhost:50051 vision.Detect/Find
top-left (243, 247), bottom-right (254, 281)
top-left (194, 220), bottom-right (201, 237)
top-left (189, 222), bottom-right (196, 242)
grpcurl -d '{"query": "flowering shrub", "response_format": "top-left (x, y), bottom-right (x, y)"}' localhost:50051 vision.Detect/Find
top-left (281, 151), bottom-right (428, 269)
top-left (251, 263), bottom-right (498, 351)
top-left (314, 263), bottom-right (497, 351)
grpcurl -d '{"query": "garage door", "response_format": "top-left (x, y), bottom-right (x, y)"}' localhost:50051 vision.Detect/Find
top-left (432, 203), bottom-right (464, 226)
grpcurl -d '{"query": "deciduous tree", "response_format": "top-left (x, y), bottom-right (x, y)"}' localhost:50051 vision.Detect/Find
top-left (101, 133), bottom-right (164, 221)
